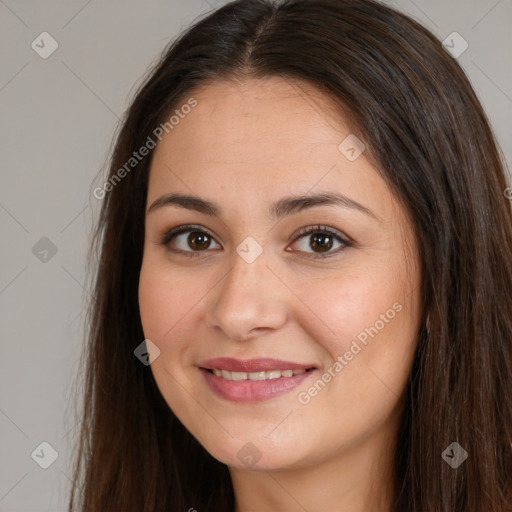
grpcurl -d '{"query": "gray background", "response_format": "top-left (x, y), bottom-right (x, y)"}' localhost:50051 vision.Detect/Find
top-left (1, 1), bottom-right (510, 510)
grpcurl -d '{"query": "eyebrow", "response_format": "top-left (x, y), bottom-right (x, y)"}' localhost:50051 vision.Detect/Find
top-left (147, 191), bottom-right (380, 221)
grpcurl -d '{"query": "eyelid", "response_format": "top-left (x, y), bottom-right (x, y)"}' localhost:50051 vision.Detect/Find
top-left (160, 223), bottom-right (217, 246)
top-left (290, 224), bottom-right (351, 245)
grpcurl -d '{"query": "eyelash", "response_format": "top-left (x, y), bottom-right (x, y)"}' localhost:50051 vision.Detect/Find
top-left (159, 223), bottom-right (352, 259)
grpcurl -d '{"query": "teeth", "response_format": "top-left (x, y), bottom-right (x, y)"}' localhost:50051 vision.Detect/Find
top-left (249, 371), bottom-right (266, 381)
top-left (210, 368), bottom-right (309, 380)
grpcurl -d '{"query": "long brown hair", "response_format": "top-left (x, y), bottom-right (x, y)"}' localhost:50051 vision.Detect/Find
top-left (67, 1), bottom-right (512, 510)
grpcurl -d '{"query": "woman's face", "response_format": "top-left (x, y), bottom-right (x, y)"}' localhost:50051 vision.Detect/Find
top-left (138, 77), bottom-right (422, 471)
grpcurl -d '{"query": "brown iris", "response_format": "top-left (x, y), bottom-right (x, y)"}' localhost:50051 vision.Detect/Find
top-left (187, 232), bottom-right (211, 251)
top-left (310, 233), bottom-right (333, 253)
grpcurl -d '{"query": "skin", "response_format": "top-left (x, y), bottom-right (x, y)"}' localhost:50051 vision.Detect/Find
top-left (138, 76), bottom-right (422, 512)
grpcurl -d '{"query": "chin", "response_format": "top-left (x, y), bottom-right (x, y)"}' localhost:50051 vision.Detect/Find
top-left (198, 433), bottom-right (310, 472)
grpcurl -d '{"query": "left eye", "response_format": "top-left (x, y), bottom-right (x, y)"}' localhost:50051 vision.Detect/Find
top-left (161, 224), bottom-right (350, 257)
top-left (289, 225), bottom-right (350, 256)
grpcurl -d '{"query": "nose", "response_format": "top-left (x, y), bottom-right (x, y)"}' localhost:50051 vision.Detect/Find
top-left (205, 245), bottom-right (288, 342)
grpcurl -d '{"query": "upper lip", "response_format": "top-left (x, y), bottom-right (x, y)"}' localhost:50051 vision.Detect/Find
top-left (198, 357), bottom-right (316, 372)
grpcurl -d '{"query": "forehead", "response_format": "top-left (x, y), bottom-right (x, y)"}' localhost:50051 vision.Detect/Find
top-left (159, 77), bottom-right (353, 164)
top-left (149, 77), bottom-right (375, 188)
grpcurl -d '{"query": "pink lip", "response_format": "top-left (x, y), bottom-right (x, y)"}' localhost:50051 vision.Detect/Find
top-left (197, 358), bottom-right (317, 403)
top-left (198, 357), bottom-right (315, 372)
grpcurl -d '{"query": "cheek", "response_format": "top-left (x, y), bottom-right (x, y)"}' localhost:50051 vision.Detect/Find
top-left (288, 258), bottom-right (419, 408)
top-left (274, 273), bottom-right (418, 462)
top-left (138, 258), bottom-right (204, 341)
top-left (288, 261), bottom-right (409, 353)
top-left (138, 260), bottom-right (203, 416)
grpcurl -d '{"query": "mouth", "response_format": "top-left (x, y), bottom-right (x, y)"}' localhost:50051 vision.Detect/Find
top-left (198, 357), bottom-right (317, 402)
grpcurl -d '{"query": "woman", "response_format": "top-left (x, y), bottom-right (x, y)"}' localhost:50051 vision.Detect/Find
top-left (69, 0), bottom-right (512, 510)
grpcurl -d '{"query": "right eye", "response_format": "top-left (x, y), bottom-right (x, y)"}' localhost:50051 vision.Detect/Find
top-left (160, 224), bottom-right (222, 256)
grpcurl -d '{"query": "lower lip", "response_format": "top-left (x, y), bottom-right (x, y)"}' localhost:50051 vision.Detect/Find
top-left (199, 368), bottom-right (316, 402)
